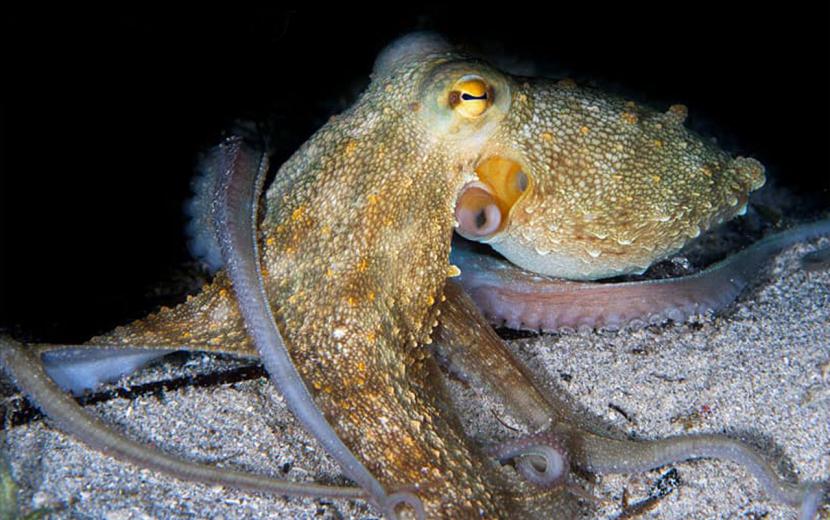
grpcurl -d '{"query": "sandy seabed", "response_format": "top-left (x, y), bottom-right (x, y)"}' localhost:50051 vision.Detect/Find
top-left (1, 236), bottom-right (828, 519)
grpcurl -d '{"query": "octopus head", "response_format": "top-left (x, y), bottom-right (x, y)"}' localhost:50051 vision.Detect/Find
top-left (369, 33), bottom-right (766, 283)
top-left (382, 39), bottom-right (770, 281)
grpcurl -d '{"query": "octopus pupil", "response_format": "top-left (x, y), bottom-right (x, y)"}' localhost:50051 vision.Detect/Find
top-left (475, 209), bottom-right (488, 229)
top-left (461, 92), bottom-right (487, 101)
top-left (528, 456), bottom-right (547, 473)
top-left (516, 171), bottom-right (528, 192)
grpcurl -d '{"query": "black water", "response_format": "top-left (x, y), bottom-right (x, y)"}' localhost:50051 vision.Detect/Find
top-left (2, 6), bottom-right (828, 342)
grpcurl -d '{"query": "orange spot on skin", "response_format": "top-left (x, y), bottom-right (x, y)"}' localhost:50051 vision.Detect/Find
top-left (579, 126), bottom-right (590, 136)
top-left (347, 296), bottom-right (358, 307)
top-left (667, 104), bottom-right (688, 123)
top-left (344, 140), bottom-right (358, 156)
top-left (621, 112), bottom-right (638, 124)
top-left (651, 175), bottom-right (662, 183)
top-left (367, 194), bottom-right (378, 205)
top-left (540, 131), bottom-right (554, 142)
top-left (291, 206), bottom-right (305, 221)
top-left (367, 290), bottom-right (376, 301)
top-left (653, 139), bottom-right (663, 148)
top-left (357, 258), bottom-right (369, 272)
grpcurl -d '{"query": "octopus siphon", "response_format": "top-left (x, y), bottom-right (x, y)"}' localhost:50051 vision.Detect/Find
top-left (1, 33), bottom-right (829, 519)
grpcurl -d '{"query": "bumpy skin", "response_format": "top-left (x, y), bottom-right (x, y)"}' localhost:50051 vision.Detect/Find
top-left (253, 103), bottom-right (501, 515)
top-left (9, 34), bottom-right (809, 519)
top-left (85, 274), bottom-right (253, 355)
top-left (482, 80), bottom-right (765, 280)
top-left (89, 42), bottom-right (519, 516)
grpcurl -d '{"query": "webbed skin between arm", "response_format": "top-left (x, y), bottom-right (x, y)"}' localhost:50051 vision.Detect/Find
top-left (2, 33), bottom-right (828, 519)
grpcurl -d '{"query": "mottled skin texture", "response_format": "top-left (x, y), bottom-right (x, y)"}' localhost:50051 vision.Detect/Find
top-left (7, 35), bottom-right (821, 519)
top-left (479, 80), bottom-right (765, 280)
top-left (91, 51), bottom-right (519, 516)
top-left (254, 68), bottom-right (503, 515)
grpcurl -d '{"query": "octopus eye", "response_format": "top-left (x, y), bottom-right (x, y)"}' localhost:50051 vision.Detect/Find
top-left (454, 157), bottom-right (533, 241)
top-left (448, 77), bottom-right (493, 118)
top-left (455, 182), bottom-right (502, 239)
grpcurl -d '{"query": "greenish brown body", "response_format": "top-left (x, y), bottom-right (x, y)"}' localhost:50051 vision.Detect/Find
top-left (484, 80), bottom-right (765, 279)
top-left (93, 54), bottom-right (516, 516)
top-left (255, 71), bottom-right (506, 516)
top-left (81, 37), bottom-right (768, 517)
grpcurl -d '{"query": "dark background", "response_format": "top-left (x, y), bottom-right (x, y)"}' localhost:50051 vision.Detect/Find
top-left (2, 6), bottom-right (828, 342)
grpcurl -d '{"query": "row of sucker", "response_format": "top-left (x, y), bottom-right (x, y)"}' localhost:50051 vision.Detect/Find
top-left (454, 219), bottom-right (830, 333)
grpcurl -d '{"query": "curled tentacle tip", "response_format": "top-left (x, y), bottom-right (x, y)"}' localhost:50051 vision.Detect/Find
top-left (383, 489), bottom-right (426, 520)
top-left (490, 429), bottom-right (570, 489)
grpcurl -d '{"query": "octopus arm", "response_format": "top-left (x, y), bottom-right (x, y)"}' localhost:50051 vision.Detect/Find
top-left (220, 132), bottom-right (527, 517)
top-left (23, 271), bottom-right (257, 395)
top-left (568, 428), bottom-right (827, 517)
top-left (28, 137), bottom-right (271, 394)
top-left (433, 281), bottom-right (569, 431)
top-left (0, 336), bottom-right (365, 499)
top-left (454, 219), bottom-right (830, 332)
top-left (38, 345), bottom-right (175, 395)
top-left (209, 137), bottom-right (408, 516)
top-left (431, 280), bottom-right (828, 517)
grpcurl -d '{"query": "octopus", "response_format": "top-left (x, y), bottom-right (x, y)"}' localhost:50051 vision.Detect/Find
top-left (1, 32), bottom-right (828, 519)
